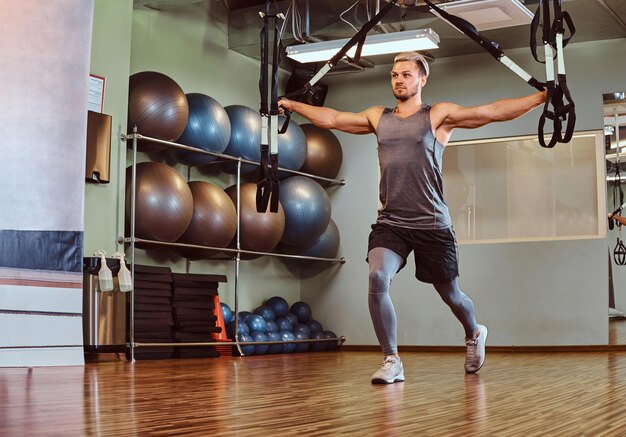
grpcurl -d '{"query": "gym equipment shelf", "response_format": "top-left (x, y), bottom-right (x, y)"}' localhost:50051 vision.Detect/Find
top-left (121, 128), bottom-right (346, 360)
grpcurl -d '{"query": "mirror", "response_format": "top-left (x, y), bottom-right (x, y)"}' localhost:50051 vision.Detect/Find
top-left (604, 92), bottom-right (626, 345)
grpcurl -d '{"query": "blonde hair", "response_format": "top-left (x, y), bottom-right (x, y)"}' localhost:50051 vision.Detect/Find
top-left (393, 51), bottom-right (429, 77)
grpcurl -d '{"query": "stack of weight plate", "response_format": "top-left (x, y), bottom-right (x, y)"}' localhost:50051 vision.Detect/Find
top-left (171, 273), bottom-right (227, 358)
top-left (128, 264), bottom-right (175, 360)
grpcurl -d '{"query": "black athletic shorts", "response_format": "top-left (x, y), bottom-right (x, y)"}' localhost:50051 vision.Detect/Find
top-left (367, 222), bottom-right (459, 284)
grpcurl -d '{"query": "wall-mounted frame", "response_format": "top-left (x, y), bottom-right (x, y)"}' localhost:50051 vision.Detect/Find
top-left (443, 131), bottom-right (606, 244)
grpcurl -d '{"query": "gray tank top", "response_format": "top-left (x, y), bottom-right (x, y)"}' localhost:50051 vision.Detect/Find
top-left (375, 104), bottom-right (451, 229)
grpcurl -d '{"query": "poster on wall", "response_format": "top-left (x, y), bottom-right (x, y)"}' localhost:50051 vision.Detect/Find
top-left (88, 74), bottom-right (105, 113)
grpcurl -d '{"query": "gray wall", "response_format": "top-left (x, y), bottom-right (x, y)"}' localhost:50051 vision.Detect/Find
top-left (301, 39), bottom-right (625, 346)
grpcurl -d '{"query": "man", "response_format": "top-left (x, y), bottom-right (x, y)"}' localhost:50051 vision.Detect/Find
top-left (279, 52), bottom-right (547, 384)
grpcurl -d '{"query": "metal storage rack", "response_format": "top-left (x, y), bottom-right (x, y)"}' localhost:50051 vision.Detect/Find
top-left (121, 128), bottom-right (347, 361)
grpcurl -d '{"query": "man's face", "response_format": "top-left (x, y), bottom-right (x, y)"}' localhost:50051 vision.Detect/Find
top-left (390, 61), bottom-right (425, 101)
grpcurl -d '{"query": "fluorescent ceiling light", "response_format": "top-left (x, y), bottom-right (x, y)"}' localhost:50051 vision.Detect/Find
top-left (436, 0), bottom-right (533, 31)
top-left (286, 29), bottom-right (439, 64)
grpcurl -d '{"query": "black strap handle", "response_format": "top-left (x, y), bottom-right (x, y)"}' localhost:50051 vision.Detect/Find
top-left (256, 0), bottom-right (283, 213)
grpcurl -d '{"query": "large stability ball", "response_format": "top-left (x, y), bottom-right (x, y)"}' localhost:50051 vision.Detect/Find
top-left (300, 124), bottom-right (343, 184)
top-left (299, 219), bottom-right (340, 258)
top-left (176, 181), bottom-right (237, 259)
top-left (222, 105), bottom-right (262, 174)
top-left (276, 117), bottom-right (307, 176)
top-left (225, 183), bottom-right (285, 254)
top-left (125, 162), bottom-right (193, 242)
top-left (169, 93), bottom-right (231, 166)
top-left (279, 176), bottom-right (331, 246)
top-left (127, 71), bottom-right (189, 153)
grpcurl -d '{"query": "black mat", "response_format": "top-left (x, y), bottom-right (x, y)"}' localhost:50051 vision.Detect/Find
top-left (172, 273), bottom-right (227, 283)
top-left (133, 288), bottom-right (173, 298)
top-left (135, 280), bottom-right (173, 290)
top-left (131, 264), bottom-right (173, 275)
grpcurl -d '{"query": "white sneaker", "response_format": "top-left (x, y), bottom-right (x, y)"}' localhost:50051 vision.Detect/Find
top-left (465, 324), bottom-right (488, 373)
top-left (371, 355), bottom-right (405, 384)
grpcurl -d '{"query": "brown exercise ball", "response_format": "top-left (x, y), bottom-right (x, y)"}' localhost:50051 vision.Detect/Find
top-left (125, 162), bottom-right (193, 244)
top-left (300, 124), bottom-right (343, 185)
top-left (224, 183), bottom-right (285, 259)
top-left (177, 181), bottom-right (238, 260)
top-left (127, 71), bottom-right (189, 153)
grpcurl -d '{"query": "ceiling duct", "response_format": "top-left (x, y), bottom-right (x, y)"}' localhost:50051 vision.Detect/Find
top-left (131, 0), bottom-right (626, 70)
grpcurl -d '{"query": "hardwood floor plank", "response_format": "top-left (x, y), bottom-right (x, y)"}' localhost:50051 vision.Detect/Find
top-left (1, 351), bottom-right (626, 436)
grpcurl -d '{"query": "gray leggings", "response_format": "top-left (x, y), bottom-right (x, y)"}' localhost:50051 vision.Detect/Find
top-left (367, 247), bottom-right (479, 355)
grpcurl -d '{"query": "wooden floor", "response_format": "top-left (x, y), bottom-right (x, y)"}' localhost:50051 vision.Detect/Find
top-left (2, 349), bottom-right (626, 436)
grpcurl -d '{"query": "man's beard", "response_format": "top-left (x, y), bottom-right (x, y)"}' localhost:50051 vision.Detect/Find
top-left (393, 85), bottom-right (418, 101)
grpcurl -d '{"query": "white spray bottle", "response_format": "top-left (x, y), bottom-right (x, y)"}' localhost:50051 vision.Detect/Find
top-left (112, 251), bottom-right (133, 292)
top-left (95, 250), bottom-right (113, 292)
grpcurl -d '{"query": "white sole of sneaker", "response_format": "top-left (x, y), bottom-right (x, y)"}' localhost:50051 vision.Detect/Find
top-left (371, 372), bottom-right (405, 384)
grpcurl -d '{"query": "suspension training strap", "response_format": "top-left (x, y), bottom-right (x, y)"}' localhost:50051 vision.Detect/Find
top-left (423, 0), bottom-right (545, 92)
top-left (530, 0), bottom-right (576, 148)
top-left (257, 0), bottom-right (283, 213)
top-left (282, 0), bottom-right (399, 102)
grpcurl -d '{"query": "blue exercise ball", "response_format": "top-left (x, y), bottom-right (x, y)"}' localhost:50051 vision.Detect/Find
top-left (323, 330), bottom-right (338, 351)
top-left (275, 317), bottom-right (293, 332)
top-left (297, 219), bottom-right (340, 259)
top-left (306, 319), bottom-right (323, 335)
top-left (238, 333), bottom-right (255, 356)
top-left (226, 320), bottom-right (249, 339)
top-left (245, 315), bottom-right (267, 333)
top-left (279, 330), bottom-right (297, 353)
top-left (279, 176), bottom-right (331, 246)
top-left (276, 117), bottom-right (307, 177)
top-left (293, 323), bottom-right (311, 338)
top-left (265, 296), bottom-right (289, 317)
top-left (265, 320), bottom-right (278, 333)
top-left (251, 331), bottom-right (269, 355)
top-left (221, 302), bottom-right (232, 325)
top-left (254, 305), bottom-right (276, 322)
top-left (285, 312), bottom-right (298, 328)
top-left (222, 105), bottom-right (262, 174)
top-left (310, 331), bottom-right (327, 352)
top-left (238, 311), bottom-right (253, 323)
top-left (294, 331), bottom-right (310, 353)
top-left (169, 93), bottom-right (230, 166)
top-left (290, 301), bottom-right (312, 323)
top-left (266, 331), bottom-right (282, 354)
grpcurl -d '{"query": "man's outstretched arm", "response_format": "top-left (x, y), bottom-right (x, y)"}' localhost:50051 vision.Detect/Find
top-left (278, 98), bottom-right (381, 135)
top-left (435, 90), bottom-right (547, 131)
